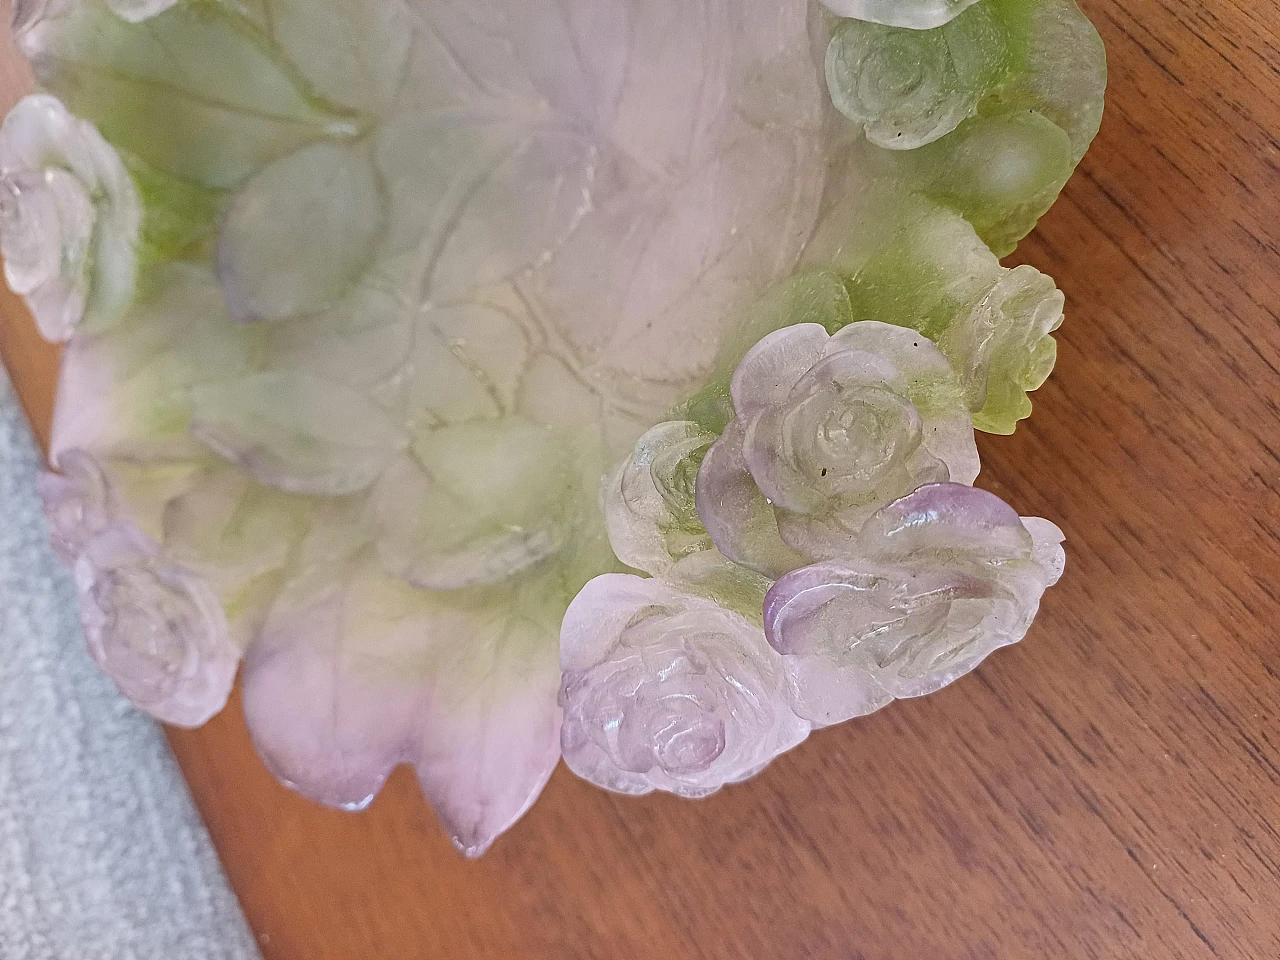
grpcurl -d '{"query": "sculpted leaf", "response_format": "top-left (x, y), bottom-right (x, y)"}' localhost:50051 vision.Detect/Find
top-left (20, 1), bottom-right (345, 187)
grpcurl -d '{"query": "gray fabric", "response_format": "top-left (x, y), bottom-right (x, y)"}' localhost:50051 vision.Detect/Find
top-left (0, 367), bottom-right (262, 960)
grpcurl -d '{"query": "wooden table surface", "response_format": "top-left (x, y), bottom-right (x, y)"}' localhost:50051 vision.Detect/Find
top-left (3, 2), bottom-right (1279, 958)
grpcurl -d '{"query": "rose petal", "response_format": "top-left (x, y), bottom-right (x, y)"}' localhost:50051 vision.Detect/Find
top-left (857, 482), bottom-right (1032, 563)
top-left (828, 321), bottom-right (953, 393)
top-left (1022, 516), bottom-right (1067, 586)
top-left (765, 481), bottom-right (1067, 723)
top-left (776, 645), bottom-right (894, 728)
top-left (696, 420), bottom-right (808, 579)
top-left (559, 573), bottom-right (659, 673)
top-left (729, 323), bottom-right (831, 423)
top-left (923, 409), bottom-right (982, 485)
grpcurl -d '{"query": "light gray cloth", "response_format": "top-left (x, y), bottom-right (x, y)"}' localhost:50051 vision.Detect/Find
top-left (0, 367), bottom-right (262, 960)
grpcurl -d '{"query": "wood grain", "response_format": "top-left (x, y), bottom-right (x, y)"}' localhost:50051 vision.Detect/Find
top-left (2, 1), bottom-right (1279, 957)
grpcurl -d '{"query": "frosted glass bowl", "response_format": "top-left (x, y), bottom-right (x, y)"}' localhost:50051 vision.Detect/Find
top-left (5, 0), bottom-right (1102, 854)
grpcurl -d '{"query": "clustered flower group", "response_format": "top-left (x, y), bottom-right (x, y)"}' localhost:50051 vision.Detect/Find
top-left (564, 319), bottom-right (1065, 796)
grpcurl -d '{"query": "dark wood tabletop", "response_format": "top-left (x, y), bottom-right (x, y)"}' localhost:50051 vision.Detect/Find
top-left (2, 1), bottom-right (1279, 957)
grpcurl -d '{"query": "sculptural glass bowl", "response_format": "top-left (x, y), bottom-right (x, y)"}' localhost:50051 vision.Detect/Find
top-left (4, 0), bottom-right (1103, 854)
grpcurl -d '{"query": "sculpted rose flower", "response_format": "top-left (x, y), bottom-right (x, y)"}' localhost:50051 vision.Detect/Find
top-left (38, 448), bottom-right (238, 727)
top-left (763, 482), bottom-right (1065, 727)
top-left (826, 3), bottom-right (1005, 149)
top-left (940, 264), bottom-right (1066, 434)
top-left (696, 321), bottom-right (979, 578)
top-left (603, 420), bottom-right (717, 576)
top-left (559, 573), bottom-right (809, 797)
top-left (75, 523), bottom-right (239, 728)
top-left (0, 95), bottom-right (140, 342)
top-left (820, 0), bottom-right (983, 31)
